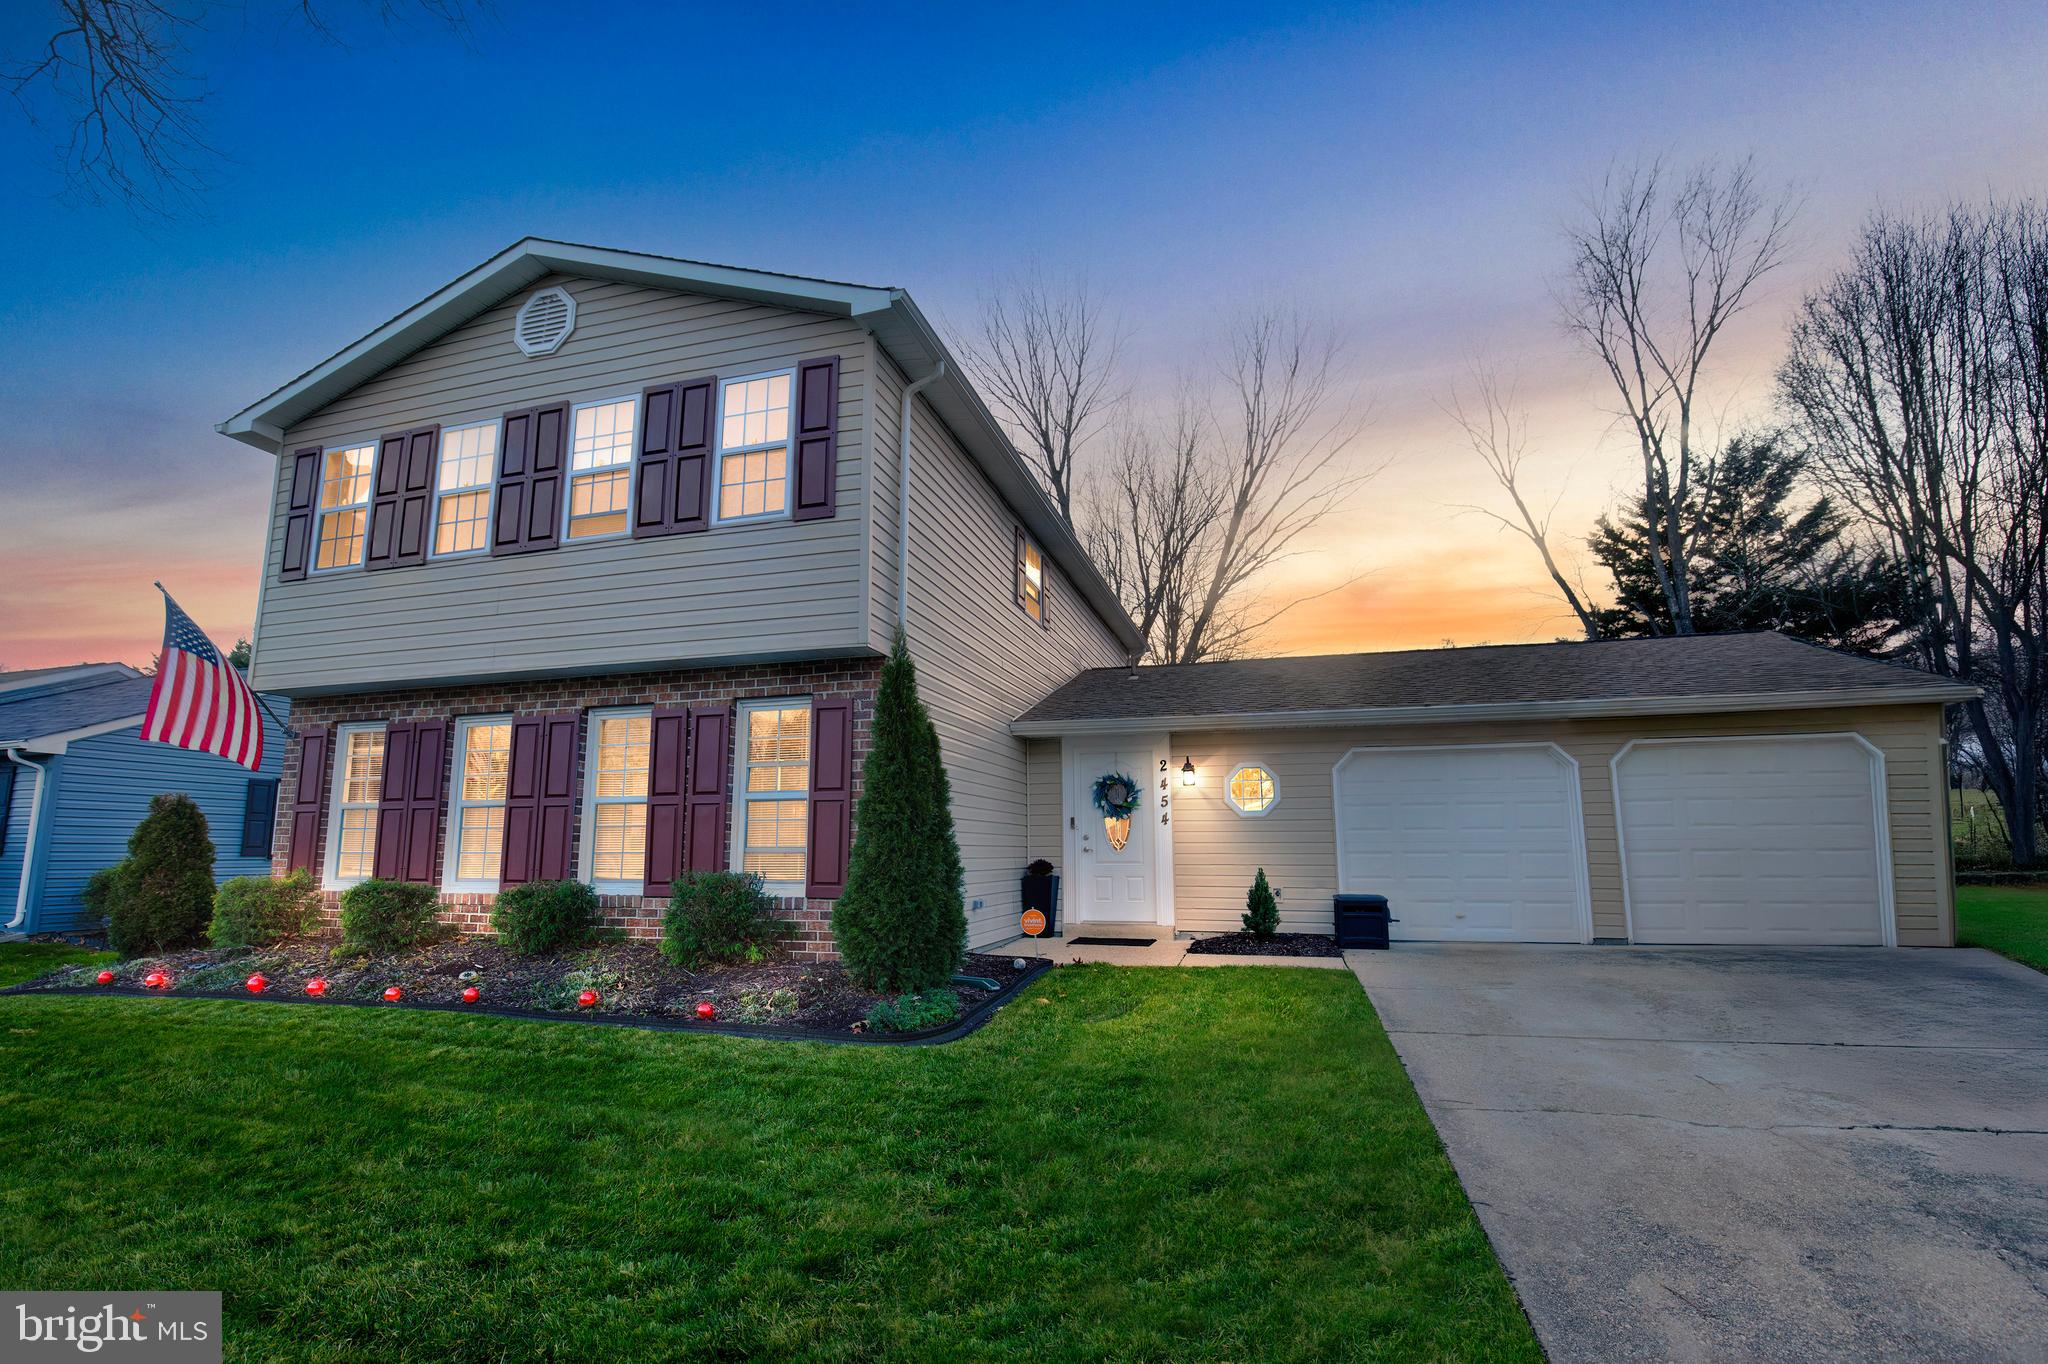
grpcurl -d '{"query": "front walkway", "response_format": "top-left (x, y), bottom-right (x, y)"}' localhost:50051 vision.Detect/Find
top-left (991, 927), bottom-right (1345, 969)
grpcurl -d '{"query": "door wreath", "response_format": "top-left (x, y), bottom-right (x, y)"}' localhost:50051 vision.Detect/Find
top-left (1092, 772), bottom-right (1141, 852)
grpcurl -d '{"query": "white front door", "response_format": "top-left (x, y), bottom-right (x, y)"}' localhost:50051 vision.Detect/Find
top-left (1070, 741), bottom-right (1158, 923)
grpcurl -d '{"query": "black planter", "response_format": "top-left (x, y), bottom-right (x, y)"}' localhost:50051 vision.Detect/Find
top-left (1333, 894), bottom-right (1393, 950)
top-left (1021, 871), bottom-right (1061, 938)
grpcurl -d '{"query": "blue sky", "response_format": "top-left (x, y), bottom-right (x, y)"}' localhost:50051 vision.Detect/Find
top-left (2, 0), bottom-right (2044, 663)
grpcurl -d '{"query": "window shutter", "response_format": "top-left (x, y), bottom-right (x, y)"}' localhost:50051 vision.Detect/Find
top-left (1040, 559), bottom-right (1052, 631)
top-left (372, 719), bottom-right (448, 883)
top-left (286, 726), bottom-right (330, 872)
top-left (500, 711), bottom-right (581, 886)
top-left (1012, 527), bottom-right (1025, 605)
top-left (682, 705), bottom-right (731, 872)
top-left (805, 698), bottom-right (855, 899)
top-left (633, 378), bottom-right (716, 538)
top-left (490, 403), bottom-right (568, 556)
top-left (241, 778), bottom-right (280, 859)
top-left (366, 425), bottom-right (439, 570)
top-left (791, 355), bottom-right (840, 522)
top-left (280, 448), bottom-right (321, 582)
top-left (642, 707), bottom-right (689, 896)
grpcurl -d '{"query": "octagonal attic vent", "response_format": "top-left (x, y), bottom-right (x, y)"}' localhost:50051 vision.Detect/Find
top-left (513, 286), bottom-right (576, 356)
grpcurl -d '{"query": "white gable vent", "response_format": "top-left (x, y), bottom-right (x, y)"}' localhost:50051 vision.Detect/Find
top-left (513, 286), bottom-right (576, 357)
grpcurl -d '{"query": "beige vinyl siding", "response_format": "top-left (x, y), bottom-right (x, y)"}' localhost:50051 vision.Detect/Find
top-left (1025, 738), bottom-right (1063, 868)
top-left (1169, 703), bottom-right (1952, 946)
top-left (252, 276), bottom-right (873, 693)
top-left (873, 353), bottom-right (1130, 949)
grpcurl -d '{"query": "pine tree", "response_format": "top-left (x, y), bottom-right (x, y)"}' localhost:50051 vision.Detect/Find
top-left (833, 636), bottom-right (967, 991)
top-left (107, 793), bottom-right (217, 957)
top-left (1242, 867), bottom-right (1279, 938)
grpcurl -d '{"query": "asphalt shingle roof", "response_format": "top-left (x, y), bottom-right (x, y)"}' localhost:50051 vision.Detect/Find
top-left (1016, 631), bottom-right (1969, 729)
top-left (0, 673), bottom-right (154, 745)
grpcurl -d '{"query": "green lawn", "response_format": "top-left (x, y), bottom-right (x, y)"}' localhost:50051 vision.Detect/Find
top-left (0, 958), bottom-right (1535, 1362)
top-left (0, 941), bottom-right (114, 989)
top-left (1957, 884), bottom-right (2048, 972)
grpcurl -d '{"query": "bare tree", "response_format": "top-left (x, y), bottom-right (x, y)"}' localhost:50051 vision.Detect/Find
top-left (956, 269), bottom-right (1124, 525)
top-left (1560, 156), bottom-right (1796, 634)
top-left (1080, 392), bottom-right (1222, 661)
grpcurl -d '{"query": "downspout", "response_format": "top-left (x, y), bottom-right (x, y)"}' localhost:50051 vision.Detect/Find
top-left (4, 752), bottom-right (48, 932)
top-left (896, 362), bottom-right (945, 639)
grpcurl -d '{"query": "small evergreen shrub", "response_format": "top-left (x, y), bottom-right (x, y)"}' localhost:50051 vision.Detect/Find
top-left (864, 988), bottom-right (960, 1033)
top-left (82, 864), bottom-right (129, 928)
top-left (493, 879), bottom-right (602, 955)
top-left (209, 869), bottom-right (319, 950)
top-left (662, 871), bottom-right (788, 969)
top-left (338, 879), bottom-right (442, 956)
top-left (107, 793), bottom-right (216, 957)
top-left (1242, 867), bottom-right (1280, 938)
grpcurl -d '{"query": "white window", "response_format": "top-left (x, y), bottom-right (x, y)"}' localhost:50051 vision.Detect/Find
top-left (564, 397), bottom-right (637, 541)
top-left (443, 717), bottom-right (512, 889)
top-left (432, 422), bottom-right (498, 556)
top-left (733, 699), bottom-right (810, 891)
top-left (1016, 534), bottom-right (1045, 623)
top-left (1226, 763), bottom-right (1279, 816)
top-left (314, 443), bottom-right (375, 571)
top-left (325, 724), bottom-right (386, 885)
top-left (714, 371), bottom-right (793, 523)
top-left (581, 708), bottom-right (651, 891)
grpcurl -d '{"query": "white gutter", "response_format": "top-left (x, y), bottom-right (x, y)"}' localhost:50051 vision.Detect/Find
top-left (896, 362), bottom-right (945, 639)
top-left (5, 752), bottom-right (48, 931)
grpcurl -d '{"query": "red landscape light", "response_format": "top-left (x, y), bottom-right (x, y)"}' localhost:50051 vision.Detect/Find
top-left (95, 970), bottom-right (114, 985)
top-left (245, 973), bottom-right (268, 994)
top-left (383, 986), bottom-right (403, 1003)
top-left (305, 978), bottom-right (328, 997)
top-left (695, 1000), bottom-right (715, 1020)
top-left (461, 986), bottom-right (480, 1004)
top-left (142, 970), bottom-right (169, 989)
top-left (577, 990), bottom-right (598, 1009)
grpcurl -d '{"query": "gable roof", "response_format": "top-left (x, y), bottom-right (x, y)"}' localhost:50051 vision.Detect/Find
top-left (217, 237), bottom-right (1143, 654)
top-left (1013, 631), bottom-right (1978, 735)
top-left (0, 673), bottom-right (153, 747)
top-left (0, 662), bottom-right (141, 697)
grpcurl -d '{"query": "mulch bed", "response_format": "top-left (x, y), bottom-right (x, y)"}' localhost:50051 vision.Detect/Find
top-left (5, 934), bottom-right (1043, 1040)
top-left (1184, 931), bottom-right (1344, 958)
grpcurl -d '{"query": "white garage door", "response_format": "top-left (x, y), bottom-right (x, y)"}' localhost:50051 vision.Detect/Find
top-left (1615, 737), bottom-right (1890, 945)
top-left (1335, 745), bottom-right (1590, 942)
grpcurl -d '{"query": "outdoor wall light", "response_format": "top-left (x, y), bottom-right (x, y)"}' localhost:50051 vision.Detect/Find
top-left (1181, 756), bottom-right (1197, 786)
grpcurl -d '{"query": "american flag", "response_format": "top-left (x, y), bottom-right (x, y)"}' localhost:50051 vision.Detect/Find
top-left (141, 589), bottom-right (265, 772)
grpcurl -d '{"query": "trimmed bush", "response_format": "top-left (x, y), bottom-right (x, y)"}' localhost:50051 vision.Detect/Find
top-left (107, 793), bottom-right (216, 957)
top-left (338, 879), bottom-right (442, 956)
top-left (209, 869), bottom-right (319, 950)
top-left (1242, 867), bottom-right (1279, 938)
top-left (82, 864), bottom-right (128, 929)
top-left (833, 635), bottom-right (966, 992)
top-left (864, 988), bottom-right (960, 1033)
top-left (493, 880), bottom-right (602, 955)
top-left (662, 871), bottom-right (788, 969)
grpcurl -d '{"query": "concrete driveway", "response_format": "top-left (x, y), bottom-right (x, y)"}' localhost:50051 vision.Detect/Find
top-left (1349, 945), bottom-right (2048, 1362)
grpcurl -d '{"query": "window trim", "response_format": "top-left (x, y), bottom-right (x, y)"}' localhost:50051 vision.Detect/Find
top-left (441, 714), bottom-right (513, 892)
top-left (1016, 531), bottom-right (1046, 624)
top-left (429, 420), bottom-right (499, 560)
top-left (711, 367), bottom-right (798, 527)
top-left (578, 705), bottom-right (654, 895)
top-left (310, 439), bottom-right (378, 575)
top-left (730, 696), bottom-right (812, 896)
top-left (1224, 763), bottom-right (1280, 817)
top-left (560, 393), bottom-right (641, 545)
top-left (324, 721), bottom-right (385, 888)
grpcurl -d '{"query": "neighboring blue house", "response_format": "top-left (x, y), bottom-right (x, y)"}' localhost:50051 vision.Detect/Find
top-left (0, 664), bottom-right (290, 936)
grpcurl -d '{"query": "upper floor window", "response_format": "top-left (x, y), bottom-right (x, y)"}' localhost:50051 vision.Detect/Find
top-left (314, 444), bottom-right (374, 571)
top-left (716, 371), bottom-right (793, 523)
top-left (565, 397), bottom-right (637, 541)
top-left (433, 423), bottom-right (498, 557)
top-left (1016, 533), bottom-right (1045, 623)
top-left (445, 717), bottom-right (512, 889)
top-left (583, 708), bottom-right (652, 890)
top-left (735, 698), bottom-right (810, 891)
top-left (326, 724), bottom-right (385, 885)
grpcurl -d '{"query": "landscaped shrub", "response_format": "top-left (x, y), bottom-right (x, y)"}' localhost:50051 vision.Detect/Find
top-left (338, 879), bottom-right (442, 956)
top-left (1242, 867), bottom-right (1280, 938)
top-left (662, 871), bottom-right (789, 969)
top-left (82, 864), bottom-right (129, 929)
top-left (864, 988), bottom-right (960, 1033)
top-left (833, 635), bottom-right (966, 992)
top-left (209, 869), bottom-right (319, 950)
top-left (493, 879), bottom-right (602, 955)
top-left (107, 793), bottom-right (216, 957)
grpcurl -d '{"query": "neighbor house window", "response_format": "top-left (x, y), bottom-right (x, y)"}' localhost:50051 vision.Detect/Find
top-left (734, 699), bottom-right (810, 890)
top-left (564, 397), bottom-right (637, 540)
top-left (314, 443), bottom-right (375, 570)
top-left (326, 724), bottom-right (386, 884)
top-left (432, 422), bottom-right (498, 556)
top-left (715, 371), bottom-right (793, 522)
top-left (445, 717), bottom-right (512, 889)
top-left (1225, 764), bottom-right (1279, 816)
top-left (582, 708), bottom-right (651, 889)
top-left (1016, 534), bottom-right (1045, 623)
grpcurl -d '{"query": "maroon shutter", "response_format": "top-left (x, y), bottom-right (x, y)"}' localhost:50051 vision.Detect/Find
top-left (366, 425), bottom-right (439, 570)
top-left (286, 726), bottom-right (330, 872)
top-left (500, 711), bottom-right (581, 885)
top-left (1039, 556), bottom-right (1052, 631)
top-left (791, 355), bottom-right (840, 522)
top-left (642, 708), bottom-right (689, 896)
top-left (673, 377), bottom-right (716, 533)
top-left (490, 403), bottom-right (568, 556)
top-left (373, 721), bottom-right (413, 879)
top-left (280, 448), bottom-right (321, 581)
top-left (1012, 527), bottom-right (1026, 606)
top-left (805, 698), bottom-right (855, 899)
top-left (682, 705), bottom-right (731, 872)
top-left (371, 719), bottom-right (447, 883)
top-left (633, 383), bottom-right (679, 539)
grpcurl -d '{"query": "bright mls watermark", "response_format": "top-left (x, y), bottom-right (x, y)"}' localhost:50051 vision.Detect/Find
top-left (5, 1292), bottom-right (219, 1361)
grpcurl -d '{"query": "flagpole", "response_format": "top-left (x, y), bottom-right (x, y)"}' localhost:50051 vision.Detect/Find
top-left (153, 581), bottom-right (289, 738)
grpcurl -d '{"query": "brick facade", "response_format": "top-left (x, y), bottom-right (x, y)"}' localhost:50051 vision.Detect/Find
top-left (273, 657), bottom-right (881, 961)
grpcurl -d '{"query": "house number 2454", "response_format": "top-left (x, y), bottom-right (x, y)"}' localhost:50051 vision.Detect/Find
top-left (1156, 758), bottom-right (1172, 824)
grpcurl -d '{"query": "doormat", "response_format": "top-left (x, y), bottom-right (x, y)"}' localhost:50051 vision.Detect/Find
top-left (1067, 936), bottom-right (1157, 947)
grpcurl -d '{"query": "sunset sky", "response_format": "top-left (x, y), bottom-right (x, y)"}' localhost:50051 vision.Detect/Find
top-left (1, 1), bottom-right (2044, 669)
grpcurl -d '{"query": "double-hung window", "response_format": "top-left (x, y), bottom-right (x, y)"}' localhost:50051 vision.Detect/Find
top-left (715, 371), bottom-right (793, 522)
top-left (734, 699), bottom-right (811, 892)
top-left (433, 422), bottom-right (498, 556)
top-left (445, 717), bottom-right (512, 889)
top-left (582, 709), bottom-right (652, 891)
top-left (326, 724), bottom-right (385, 885)
top-left (314, 443), bottom-right (375, 571)
top-left (565, 397), bottom-right (637, 541)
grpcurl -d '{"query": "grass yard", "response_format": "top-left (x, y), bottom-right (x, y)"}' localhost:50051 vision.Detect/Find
top-left (0, 941), bottom-right (114, 989)
top-left (1957, 884), bottom-right (2048, 973)
top-left (0, 957), bottom-right (1536, 1362)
